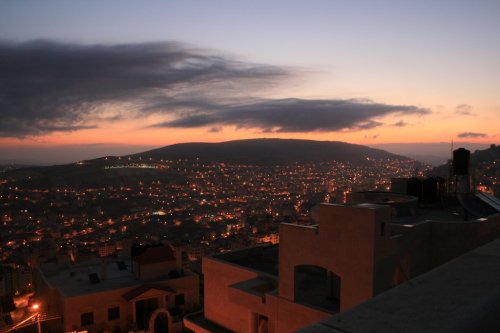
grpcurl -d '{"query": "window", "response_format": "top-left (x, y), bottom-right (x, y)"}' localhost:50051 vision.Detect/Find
top-left (381, 221), bottom-right (386, 237)
top-left (175, 294), bottom-right (185, 306)
top-left (108, 306), bottom-right (120, 321)
top-left (81, 312), bottom-right (94, 326)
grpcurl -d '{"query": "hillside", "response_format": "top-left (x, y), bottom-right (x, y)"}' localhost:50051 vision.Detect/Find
top-left (134, 138), bottom-right (408, 165)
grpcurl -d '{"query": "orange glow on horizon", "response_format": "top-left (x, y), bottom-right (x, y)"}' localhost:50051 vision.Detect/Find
top-left (1, 127), bottom-right (497, 149)
top-left (0, 108), bottom-right (497, 149)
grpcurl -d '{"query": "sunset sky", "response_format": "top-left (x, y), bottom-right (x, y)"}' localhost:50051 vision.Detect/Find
top-left (1, 0), bottom-right (499, 163)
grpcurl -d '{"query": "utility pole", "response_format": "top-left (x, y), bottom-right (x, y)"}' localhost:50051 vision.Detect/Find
top-left (32, 303), bottom-right (41, 333)
top-left (36, 313), bottom-right (42, 333)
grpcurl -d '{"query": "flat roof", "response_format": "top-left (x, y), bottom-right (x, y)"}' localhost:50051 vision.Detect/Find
top-left (43, 259), bottom-right (140, 298)
top-left (212, 244), bottom-right (279, 277)
top-left (390, 206), bottom-right (467, 225)
top-left (299, 238), bottom-right (500, 333)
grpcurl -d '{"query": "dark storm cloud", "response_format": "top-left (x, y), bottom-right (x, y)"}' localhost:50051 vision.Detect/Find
top-left (457, 132), bottom-right (486, 138)
top-left (0, 40), bottom-right (286, 137)
top-left (154, 98), bottom-right (429, 133)
top-left (1, 40), bottom-right (430, 137)
top-left (455, 104), bottom-right (474, 116)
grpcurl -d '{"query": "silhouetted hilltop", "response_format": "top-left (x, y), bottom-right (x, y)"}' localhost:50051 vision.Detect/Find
top-left (471, 144), bottom-right (500, 164)
top-left (134, 139), bottom-right (407, 165)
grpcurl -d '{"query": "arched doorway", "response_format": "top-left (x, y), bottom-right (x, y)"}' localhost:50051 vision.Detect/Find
top-left (148, 308), bottom-right (171, 333)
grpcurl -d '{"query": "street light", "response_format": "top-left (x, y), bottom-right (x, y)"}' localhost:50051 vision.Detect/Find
top-left (31, 303), bottom-right (41, 333)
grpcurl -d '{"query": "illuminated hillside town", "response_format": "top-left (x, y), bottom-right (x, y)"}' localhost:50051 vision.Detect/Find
top-left (0, 155), bottom-right (426, 266)
top-left (0, 145), bottom-right (499, 332)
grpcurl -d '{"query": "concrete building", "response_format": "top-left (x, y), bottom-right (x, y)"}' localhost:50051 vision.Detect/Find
top-left (185, 195), bottom-right (500, 332)
top-left (35, 245), bottom-right (199, 333)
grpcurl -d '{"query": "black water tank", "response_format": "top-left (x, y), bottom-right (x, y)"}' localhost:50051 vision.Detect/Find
top-left (453, 148), bottom-right (470, 175)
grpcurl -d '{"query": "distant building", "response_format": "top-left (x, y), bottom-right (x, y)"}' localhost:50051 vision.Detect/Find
top-left (98, 243), bottom-right (116, 258)
top-left (35, 245), bottom-right (199, 333)
top-left (250, 232), bottom-right (279, 245)
top-left (187, 245), bottom-right (210, 261)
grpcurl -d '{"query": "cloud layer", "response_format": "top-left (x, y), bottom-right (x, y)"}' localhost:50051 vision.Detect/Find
top-left (155, 98), bottom-right (428, 132)
top-left (1, 40), bottom-right (429, 137)
top-left (0, 40), bottom-right (285, 137)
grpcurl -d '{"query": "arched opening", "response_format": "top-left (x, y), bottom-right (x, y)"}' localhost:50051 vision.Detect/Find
top-left (294, 265), bottom-right (340, 312)
top-left (148, 308), bottom-right (171, 333)
top-left (153, 312), bottom-right (168, 333)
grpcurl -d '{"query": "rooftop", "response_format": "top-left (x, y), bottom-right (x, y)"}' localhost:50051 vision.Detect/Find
top-left (213, 244), bottom-right (279, 276)
top-left (43, 259), bottom-right (140, 297)
top-left (184, 311), bottom-right (233, 333)
top-left (390, 206), bottom-right (469, 225)
top-left (122, 284), bottom-right (176, 301)
top-left (133, 245), bottom-right (175, 265)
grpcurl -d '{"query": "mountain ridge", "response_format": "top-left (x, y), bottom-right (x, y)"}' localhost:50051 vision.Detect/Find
top-left (2, 138), bottom-right (420, 189)
top-left (133, 138), bottom-right (410, 165)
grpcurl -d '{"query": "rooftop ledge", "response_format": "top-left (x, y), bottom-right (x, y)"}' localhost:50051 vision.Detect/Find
top-left (184, 311), bottom-right (233, 333)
